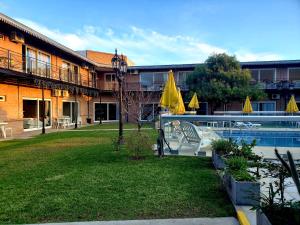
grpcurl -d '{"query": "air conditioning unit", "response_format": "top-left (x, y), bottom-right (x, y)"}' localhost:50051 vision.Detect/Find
top-left (62, 90), bottom-right (69, 97)
top-left (272, 94), bottom-right (280, 100)
top-left (10, 31), bottom-right (25, 43)
top-left (52, 89), bottom-right (61, 97)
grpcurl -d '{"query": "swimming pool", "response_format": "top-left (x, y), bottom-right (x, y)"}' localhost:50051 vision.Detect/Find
top-left (217, 130), bottom-right (300, 147)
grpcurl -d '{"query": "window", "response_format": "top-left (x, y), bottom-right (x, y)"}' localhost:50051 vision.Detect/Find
top-left (260, 69), bottom-right (275, 82)
top-left (26, 47), bottom-right (51, 77)
top-left (250, 69), bottom-right (259, 83)
top-left (61, 61), bottom-right (70, 82)
top-left (105, 73), bottom-right (115, 82)
top-left (153, 72), bottom-right (168, 85)
top-left (38, 52), bottom-right (50, 77)
top-left (91, 72), bottom-right (97, 88)
top-left (141, 103), bottom-right (159, 121)
top-left (140, 73), bottom-right (153, 89)
top-left (289, 68), bottom-right (300, 82)
top-left (63, 101), bottom-right (79, 123)
top-left (26, 48), bottom-right (37, 74)
top-left (177, 71), bottom-right (191, 86)
top-left (23, 99), bottom-right (51, 130)
top-left (72, 65), bottom-right (79, 83)
top-left (94, 103), bottom-right (118, 121)
top-left (252, 101), bottom-right (275, 111)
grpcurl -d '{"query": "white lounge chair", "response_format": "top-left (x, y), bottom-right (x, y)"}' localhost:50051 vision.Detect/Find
top-left (234, 121), bottom-right (261, 129)
top-left (177, 121), bottom-right (219, 156)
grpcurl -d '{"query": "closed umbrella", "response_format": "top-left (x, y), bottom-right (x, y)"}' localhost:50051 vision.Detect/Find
top-left (188, 92), bottom-right (200, 111)
top-left (174, 88), bottom-right (185, 115)
top-left (286, 95), bottom-right (299, 113)
top-left (160, 70), bottom-right (179, 113)
top-left (243, 96), bottom-right (253, 113)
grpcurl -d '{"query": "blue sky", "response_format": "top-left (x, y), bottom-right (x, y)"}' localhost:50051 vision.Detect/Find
top-left (1, 0), bottom-right (300, 65)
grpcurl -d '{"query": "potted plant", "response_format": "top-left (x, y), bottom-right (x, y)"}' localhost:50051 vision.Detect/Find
top-left (256, 150), bottom-right (300, 225)
top-left (211, 139), bottom-right (235, 169)
top-left (224, 156), bottom-right (260, 206)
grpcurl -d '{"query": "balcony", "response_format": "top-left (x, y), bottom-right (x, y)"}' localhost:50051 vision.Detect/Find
top-left (0, 47), bottom-right (96, 88)
top-left (263, 81), bottom-right (300, 90)
top-left (140, 82), bottom-right (189, 92)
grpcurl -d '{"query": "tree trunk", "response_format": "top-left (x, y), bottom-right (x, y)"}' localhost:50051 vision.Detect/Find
top-left (137, 120), bottom-right (142, 132)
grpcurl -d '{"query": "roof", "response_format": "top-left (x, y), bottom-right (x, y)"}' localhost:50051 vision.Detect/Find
top-left (129, 63), bottom-right (198, 71)
top-left (79, 50), bottom-right (135, 66)
top-left (129, 60), bottom-right (300, 71)
top-left (0, 13), bottom-right (110, 68)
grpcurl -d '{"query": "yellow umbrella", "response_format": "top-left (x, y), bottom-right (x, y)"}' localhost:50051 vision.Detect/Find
top-left (160, 70), bottom-right (179, 112)
top-left (174, 88), bottom-right (185, 115)
top-left (188, 93), bottom-right (200, 110)
top-left (286, 95), bottom-right (299, 113)
top-left (243, 96), bottom-right (253, 113)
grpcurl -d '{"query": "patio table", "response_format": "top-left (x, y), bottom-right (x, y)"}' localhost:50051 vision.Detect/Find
top-left (0, 122), bottom-right (8, 138)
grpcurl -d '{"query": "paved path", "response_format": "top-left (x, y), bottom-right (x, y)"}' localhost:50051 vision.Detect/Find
top-left (28, 217), bottom-right (239, 225)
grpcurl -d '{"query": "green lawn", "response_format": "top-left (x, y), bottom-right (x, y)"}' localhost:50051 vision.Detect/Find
top-left (0, 125), bottom-right (235, 224)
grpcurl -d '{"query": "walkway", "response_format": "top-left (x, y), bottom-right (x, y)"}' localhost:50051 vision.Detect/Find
top-left (28, 217), bottom-right (239, 225)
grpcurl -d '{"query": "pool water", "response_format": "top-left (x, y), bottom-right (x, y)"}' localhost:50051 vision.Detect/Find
top-left (217, 130), bottom-right (300, 147)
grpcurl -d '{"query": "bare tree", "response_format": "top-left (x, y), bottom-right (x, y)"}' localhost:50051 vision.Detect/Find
top-left (114, 81), bottom-right (156, 131)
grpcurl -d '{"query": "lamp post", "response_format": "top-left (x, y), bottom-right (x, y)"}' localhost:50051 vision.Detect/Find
top-left (111, 49), bottom-right (127, 144)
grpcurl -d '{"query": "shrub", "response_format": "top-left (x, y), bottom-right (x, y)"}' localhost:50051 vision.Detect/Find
top-left (211, 139), bottom-right (235, 155)
top-left (125, 131), bottom-right (152, 160)
top-left (111, 136), bottom-right (121, 151)
top-left (225, 156), bottom-right (255, 181)
top-left (233, 139), bottom-right (257, 159)
top-left (226, 156), bottom-right (248, 172)
top-left (231, 169), bottom-right (256, 182)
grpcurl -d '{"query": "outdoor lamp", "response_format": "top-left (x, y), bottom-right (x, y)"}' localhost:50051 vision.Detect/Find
top-left (112, 49), bottom-right (121, 72)
top-left (120, 54), bottom-right (127, 74)
top-left (111, 49), bottom-right (127, 145)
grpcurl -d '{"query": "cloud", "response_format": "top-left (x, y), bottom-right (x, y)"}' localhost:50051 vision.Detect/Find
top-left (16, 18), bottom-right (282, 65)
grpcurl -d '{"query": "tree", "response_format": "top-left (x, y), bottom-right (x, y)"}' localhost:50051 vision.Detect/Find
top-left (186, 53), bottom-right (266, 114)
top-left (114, 81), bottom-right (155, 131)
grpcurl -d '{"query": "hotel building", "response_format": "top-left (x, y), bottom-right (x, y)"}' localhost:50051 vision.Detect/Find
top-left (0, 13), bottom-right (299, 135)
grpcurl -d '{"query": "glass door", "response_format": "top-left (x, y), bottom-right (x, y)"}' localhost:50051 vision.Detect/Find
top-left (63, 101), bottom-right (79, 123)
top-left (39, 100), bottom-right (51, 126)
top-left (23, 99), bottom-right (51, 130)
top-left (26, 48), bottom-right (37, 74)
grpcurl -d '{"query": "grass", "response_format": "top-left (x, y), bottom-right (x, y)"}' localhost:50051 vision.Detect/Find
top-left (0, 124), bottom-right (235, 224)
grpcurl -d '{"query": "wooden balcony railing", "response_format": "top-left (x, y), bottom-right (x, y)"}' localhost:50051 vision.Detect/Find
top-left (0, 47), bottom-right (96, 88)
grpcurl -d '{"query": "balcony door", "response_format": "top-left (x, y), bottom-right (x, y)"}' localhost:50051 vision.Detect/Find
top-left (38, 52), bottom-right (51, 77)
top-left (23, 99), bottom-right (51, 130)
top-left (63, 101), bottom-right (79, 123)
top-left (94, 103), bottom-right (117, 121)
top-left (26, 48), bottom-right (37, 74)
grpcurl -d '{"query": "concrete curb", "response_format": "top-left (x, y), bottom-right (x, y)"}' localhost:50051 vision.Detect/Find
top-left (237, 210), bottom-right (251, 225)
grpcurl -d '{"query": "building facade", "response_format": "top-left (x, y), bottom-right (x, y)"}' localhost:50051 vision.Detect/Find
top-left (1, 13), bottom-right (300, 135)
top-left (0, 13), bottom-right (115, 134)
top-left (128, 61), bottom-right (300, 120)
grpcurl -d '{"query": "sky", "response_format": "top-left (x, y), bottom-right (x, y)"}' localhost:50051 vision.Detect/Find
top-left (1, 0), bottom-right (300, 65)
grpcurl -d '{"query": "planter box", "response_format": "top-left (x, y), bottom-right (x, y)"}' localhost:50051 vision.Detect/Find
top-left (224, 174), bottom-right (260, 206)
top-left (256, 210), bottom-right (272, 225)
top-left (212, 150), bottom-right (225, 169)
